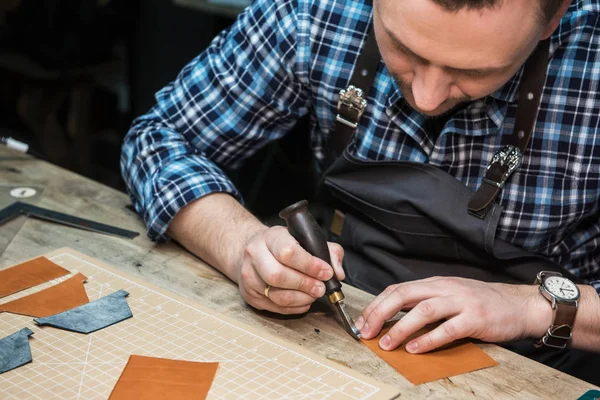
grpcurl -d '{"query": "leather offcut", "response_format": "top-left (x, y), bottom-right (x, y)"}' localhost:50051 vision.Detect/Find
top-left (0, 328), bottom-right (34, 374)
top-left (109, 355), bottom-right (219, 400)
top-left (0, 256), bottom-right (69, 298)
top-left (0, 273), bottom-right (89, 317)
top-left (34, 289), bottom-right (132, 334)
top-left (361, 325), bottom-right (497, 385)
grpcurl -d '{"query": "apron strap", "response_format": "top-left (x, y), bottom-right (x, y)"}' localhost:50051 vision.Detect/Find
top-left (468, 39), bottom-right (551, 218)
top-left (326, 28), bottom-right (551, 220)
top-left (327, 29), bottom-right (380, 158)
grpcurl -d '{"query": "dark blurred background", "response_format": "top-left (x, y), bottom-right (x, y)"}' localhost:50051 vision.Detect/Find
top-left (0, 0), bottom-right (316, 220)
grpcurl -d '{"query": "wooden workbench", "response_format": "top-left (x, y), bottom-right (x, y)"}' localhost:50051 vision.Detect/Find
top-left (0, 145), bottom-right (597, 399)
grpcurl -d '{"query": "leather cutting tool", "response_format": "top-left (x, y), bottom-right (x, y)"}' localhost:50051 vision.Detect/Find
top-left (280, 200), bottom-right (361, 340)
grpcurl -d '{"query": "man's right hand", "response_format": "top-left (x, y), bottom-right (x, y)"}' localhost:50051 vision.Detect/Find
top-left (168, 193), bottom-right (345, 315)
top-left (237, 226), bottom-right (345, 314)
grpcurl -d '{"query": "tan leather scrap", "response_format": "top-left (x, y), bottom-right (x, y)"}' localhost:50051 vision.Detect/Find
top-left (361, 325), bottom-right (497, 385)
top-left (0, 273), bottom-right (89, 317)
top-left (109, 355), bottom-right (219, 400)
top-left (0, 256), bottom-right (69, 298)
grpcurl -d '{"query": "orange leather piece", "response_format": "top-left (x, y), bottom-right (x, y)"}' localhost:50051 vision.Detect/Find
top-left (109, 355), bottom-right (219, 400)
top-left (0, 257), bottom-right (69, 299)
top-left (361, 325), bottom-right (498, 385)
top-left (0, 273), bottom-right (89, 317)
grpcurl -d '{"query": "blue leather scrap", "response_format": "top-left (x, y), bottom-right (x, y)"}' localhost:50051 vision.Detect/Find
top-left (34, 289), bottom-right (132, 334)
top-left (0, 327), bottom-right (34, 374)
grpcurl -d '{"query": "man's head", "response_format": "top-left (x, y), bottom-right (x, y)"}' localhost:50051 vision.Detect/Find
top-left (430, 1), bottom-right (565, 24)
top-left (373, 0), bottom-right (571, 116)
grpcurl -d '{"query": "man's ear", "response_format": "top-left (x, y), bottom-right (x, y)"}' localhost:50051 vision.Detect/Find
top-left (541, 0), bottom-right (572, 39)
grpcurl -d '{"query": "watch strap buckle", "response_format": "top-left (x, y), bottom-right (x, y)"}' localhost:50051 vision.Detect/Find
top-left (536, 325), bottom-right (573, 349)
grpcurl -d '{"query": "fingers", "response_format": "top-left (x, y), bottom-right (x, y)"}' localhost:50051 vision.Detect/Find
top-left (360, 276), bottom-right (443, 323)
top-left (327, 242), bottom-right (345, 280)
top-left (238, 263), bottom-right (313, 313)
top-left (239, 226), bottom-right (349, 316)
top-left (378, 296), bottom-right (462, 351)
top-left (265, 286), bottom-right (318, 308)
top-left (265, 227), bottom-right (334, 281)
top-left (404, 316), bottom-right (467, 353)
top-left (357, 277), bottom-right (448, 339)
top-left (252, 241), bottom-right (326, 298)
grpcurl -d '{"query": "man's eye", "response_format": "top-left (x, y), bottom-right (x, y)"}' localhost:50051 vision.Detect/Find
top-left (395, 45), bottom-right (410, 56)
top-left (463, 70), bottom-right (488, 78)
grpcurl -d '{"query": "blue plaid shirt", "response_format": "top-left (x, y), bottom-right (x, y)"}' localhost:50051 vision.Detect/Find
top-left (121, 0), bottom-right (600, 291)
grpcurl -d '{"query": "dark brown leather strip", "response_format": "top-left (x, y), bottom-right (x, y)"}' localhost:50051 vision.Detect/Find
top-left (512, 39), bottom-right (551, 150)
top-left (468, 39), bottom-right (550, 217)
top-left (330, 29), bottom-right (381, 155)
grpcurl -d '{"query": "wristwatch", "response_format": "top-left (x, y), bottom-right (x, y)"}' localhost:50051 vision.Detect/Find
top-left (534, 271), bottom-right (580, 349)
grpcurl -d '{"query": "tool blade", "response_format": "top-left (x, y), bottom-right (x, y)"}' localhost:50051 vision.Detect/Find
top-left (333, 299), bottom-right (361, 340)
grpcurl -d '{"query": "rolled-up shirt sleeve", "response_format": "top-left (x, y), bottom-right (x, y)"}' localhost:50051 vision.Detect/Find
top-left (121, 0), bottom-right (309, 241)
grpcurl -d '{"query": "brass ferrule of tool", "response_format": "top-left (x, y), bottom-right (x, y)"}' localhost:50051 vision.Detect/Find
top-left (327, 291), bottom-right (345, 304)
top-left (280, 200), bottom-right (361, 340)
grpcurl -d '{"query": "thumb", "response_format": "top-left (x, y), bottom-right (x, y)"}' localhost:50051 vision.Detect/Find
top-left (327, 242), bottom-right (345, 281)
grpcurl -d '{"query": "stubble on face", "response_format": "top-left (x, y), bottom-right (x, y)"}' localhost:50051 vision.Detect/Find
top-left (376, 0), bottom-right (547, 118)
top-left (391, 72), bottom-right (473, 118)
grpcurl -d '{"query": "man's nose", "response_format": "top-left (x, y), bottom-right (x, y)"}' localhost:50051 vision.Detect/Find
top-left (411, 65), bottom-right (452, 112)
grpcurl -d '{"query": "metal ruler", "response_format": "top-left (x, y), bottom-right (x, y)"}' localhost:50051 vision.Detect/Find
top-left (0, 184), bottom-right (46, 255)
top-left (0, 201), bottom-right (139, 239)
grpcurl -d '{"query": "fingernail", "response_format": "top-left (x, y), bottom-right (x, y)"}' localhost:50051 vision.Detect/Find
top-left (311, 285), bottom-right (324, 297)
top-left (406, 341), bottom-right (418, 353)
top-left (355, 317), bottom-right (364, 331)
top-left (380, 335), bottom-right (391, 350)
top-left (317, 269), bottom-right (330, 280)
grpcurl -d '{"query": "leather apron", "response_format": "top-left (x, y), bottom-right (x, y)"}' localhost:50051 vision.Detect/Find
top-left (320, 30), bottom-right (577, 296)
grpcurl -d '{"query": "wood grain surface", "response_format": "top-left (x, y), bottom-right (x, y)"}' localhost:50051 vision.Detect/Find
top-left (0, 146), bottom-right (597, 399)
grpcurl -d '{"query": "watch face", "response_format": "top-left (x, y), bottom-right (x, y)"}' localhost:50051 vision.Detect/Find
top-left (544, 276), bottom-right (580, 301)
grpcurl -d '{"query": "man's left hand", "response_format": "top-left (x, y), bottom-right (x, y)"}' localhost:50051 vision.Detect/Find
top-left (355, 277), bottom-right (549, 353)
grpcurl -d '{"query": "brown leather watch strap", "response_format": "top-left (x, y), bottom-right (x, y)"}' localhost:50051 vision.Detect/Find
top-left (539, 302), bottom-right (578, 349)
top-left (533, 271), bottom-right (579, 349)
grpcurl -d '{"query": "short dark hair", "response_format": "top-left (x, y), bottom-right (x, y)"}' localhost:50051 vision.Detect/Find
top-left (431, 0), bottom-right (564, 23)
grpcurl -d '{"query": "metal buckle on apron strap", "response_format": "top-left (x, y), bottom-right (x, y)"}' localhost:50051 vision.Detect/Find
top-left (468, 144), bottom-right (523, 219)
top-left (336, 85), bottom-right (367, 128)
top-left (482, 145), bottom-right (522, 189)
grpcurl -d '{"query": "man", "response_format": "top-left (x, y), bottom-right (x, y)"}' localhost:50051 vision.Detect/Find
top-left (122, 0), bottom-right (600, 384)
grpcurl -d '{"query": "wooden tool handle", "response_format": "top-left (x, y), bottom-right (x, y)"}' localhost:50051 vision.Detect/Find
top-left (279, 200), bottom-right (342, 296)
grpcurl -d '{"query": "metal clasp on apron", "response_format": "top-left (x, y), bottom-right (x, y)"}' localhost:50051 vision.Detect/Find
top-left (482, 145), bottom-right (522, 189)
top-left (336, 85), bottom-right (367, 128)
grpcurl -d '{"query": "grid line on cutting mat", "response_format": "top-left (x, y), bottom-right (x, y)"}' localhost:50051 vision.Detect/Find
top-left (0, 249), bottom-right (399, 399)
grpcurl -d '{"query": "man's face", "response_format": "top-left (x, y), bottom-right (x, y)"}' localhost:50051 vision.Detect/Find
top-left (373, 0), bottom-right (547, 116)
